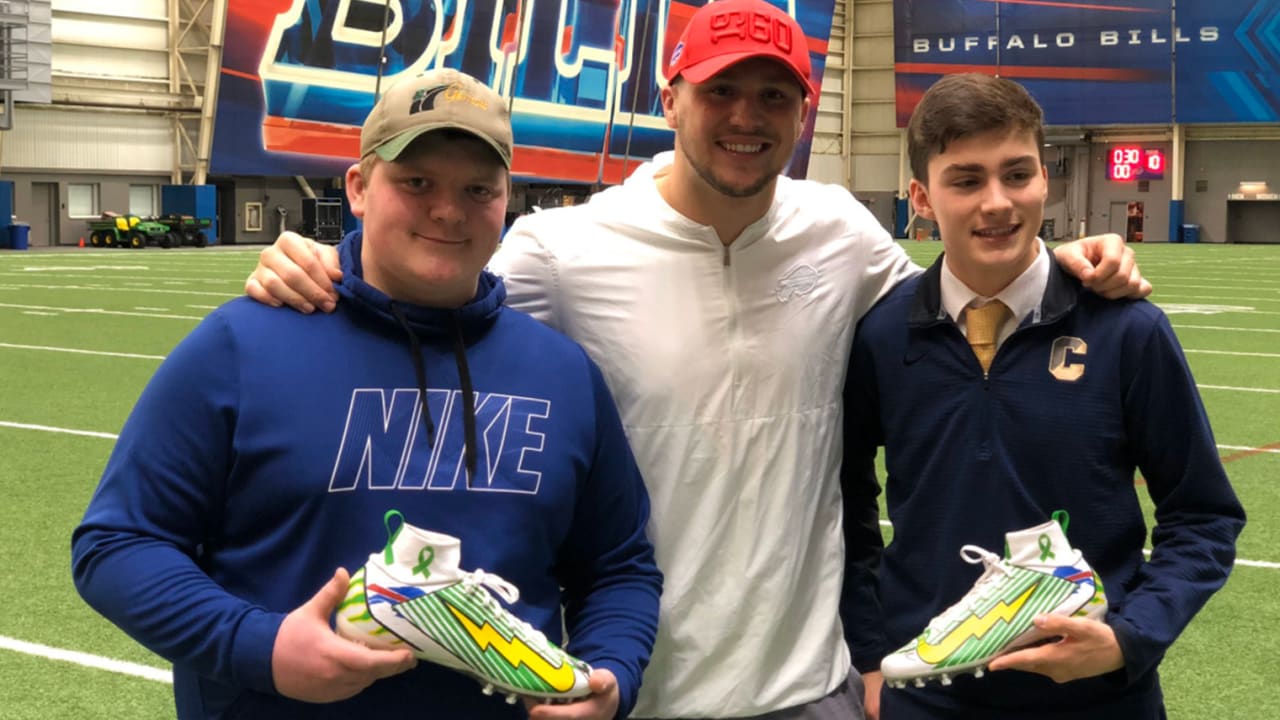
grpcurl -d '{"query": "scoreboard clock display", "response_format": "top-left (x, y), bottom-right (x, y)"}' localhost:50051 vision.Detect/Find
top-left (1108, 146), bottom-right (1165, 181)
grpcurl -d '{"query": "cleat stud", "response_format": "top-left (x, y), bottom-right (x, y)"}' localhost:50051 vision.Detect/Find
top-left (974, 667), bottom-right (985, 679)
top-left (941, 674), bottom-right (952, 686)
top-left (914, 678), bottom-right (925, 688)
top-left (481, 683), bottom-right (494, 696)
top-left (505, 694), bottom-right (518, 705)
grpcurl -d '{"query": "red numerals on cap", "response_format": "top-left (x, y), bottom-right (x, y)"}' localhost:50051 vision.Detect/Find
top-left (709, 11), bottom-right (793, 52)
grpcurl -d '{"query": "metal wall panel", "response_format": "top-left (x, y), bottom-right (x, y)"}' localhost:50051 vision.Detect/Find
top-left (4, 105), bottom-right (172, 171)
top-left (807, 0), bottom-right (847, 184)
top-left (844, 0), bottom-right (899, 193)
top-left (54, 0), bottom-right (167, 18)
top-left (12, 0), bottom-right (52, 103)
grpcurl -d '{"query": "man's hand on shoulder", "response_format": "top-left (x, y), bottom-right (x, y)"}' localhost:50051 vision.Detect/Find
top-left (1052, 233), bottom-right (1152, 299)
top-left (245, 232), bottom-right (342, 313)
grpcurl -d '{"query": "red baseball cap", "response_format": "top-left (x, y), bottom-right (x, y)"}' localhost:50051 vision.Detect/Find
top-left (665, 0), bottom-right (813, 95)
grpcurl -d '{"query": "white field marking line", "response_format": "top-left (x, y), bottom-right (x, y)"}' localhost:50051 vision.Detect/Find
top-left (1157, 272), bottom-right (1280, 280)
top-left (873, 521), bottom-right (1280, 568)
top-left (0, 283), bottom-right (233, 298)
top-left (1185, 349), bottom-right (1280, 359)
top-left (1218, 440), bottom-right (1280, 450)
top-left (1199, 385), bottom-right (1280, 395)
top-left (6, 272), bottom-right (239, 292)
top-left (1161, 287), bottom-right (1280, 295)
top-left (1166, 295), bottom-right (1280, 307)
top-left (1149, 265), bottom-right (1280, 273)
top-left (1138, 549), bottom-right (1280, 570)
top-left (1227, 558), bottom-right (1280, 569)
top-left (1170, 324), bottom-right (1280, 334)
top-left (16, 265), bottom-right (148, 272)
top-left (0, 343), bottom-right (165, 360)
top-left (1198, 304), bottom-right (1280, 313)
top-left (0, 271), bottom-right (248, 282)
top-left (1154, 268), bottom-right (1280, 276)
top-left (2, 248), bottom-right (264, 258)
top-left (22, 311), bottom-right (59, 316)
top-left (1218, 444), bottom-right (1280, 454)
top-left (1157, 304), bottom-right (1262, 315)
top-left (1145, 255), bottom-right (1280, 265)
top-left (1155, 283), bottom-right (1279, 293)
top-left (0, 302), bottom-right (202, 321)
top-left (0, 421), bottom-right (118, 439)
top-left (186, 304), bottom-right (219, 310)
top-left (0, 636), bottom-right (171, 684)
top-left (30, 423), bottom-right (1280, 458)
top-left (1157, 275), bottom-right (1280, 284)
top-left (0, 263), bottom-right (255, 275)
top-left (11, 255), bottom-right (266, 266)
top-left (134, 306), bottom-right (171, 312)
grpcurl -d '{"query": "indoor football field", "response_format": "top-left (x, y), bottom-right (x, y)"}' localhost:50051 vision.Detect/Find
top-left (0, 241), bottom-right (1276, 718)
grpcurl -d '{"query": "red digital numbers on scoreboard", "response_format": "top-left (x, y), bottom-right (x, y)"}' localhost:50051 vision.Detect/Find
top-left (1108, 146), bottom-right (1165, 181)
top-left (1146, 151), bottom-right (1164, 174)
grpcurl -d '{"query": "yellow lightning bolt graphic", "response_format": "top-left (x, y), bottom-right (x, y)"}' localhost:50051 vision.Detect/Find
top-left (446, 603), bottom-right (575, 691)
top-left (916, 582), bottom-right (1038, 665)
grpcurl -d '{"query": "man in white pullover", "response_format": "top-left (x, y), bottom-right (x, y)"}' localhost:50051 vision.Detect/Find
top-left (246, 2), bottom-right (1149, 717)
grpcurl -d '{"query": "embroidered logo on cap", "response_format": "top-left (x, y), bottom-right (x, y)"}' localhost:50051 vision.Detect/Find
top-left (708, 9), bottom-right (794, 52)
top-left (410, 83), bottom-right (491, 116)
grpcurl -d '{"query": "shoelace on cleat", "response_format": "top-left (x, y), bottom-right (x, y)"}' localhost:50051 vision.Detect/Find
top-left (458, 569), bottom-right (562, 660)
top-left (924, 545), bottom-right (1012, 633)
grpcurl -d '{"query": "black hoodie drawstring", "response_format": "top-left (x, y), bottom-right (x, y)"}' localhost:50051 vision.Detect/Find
top-left (389, 302), bottom-right (437, 449)
top-left (388, 302), bottom-right (478, 483)
top-left (451, 316), bottom-right (478, 482)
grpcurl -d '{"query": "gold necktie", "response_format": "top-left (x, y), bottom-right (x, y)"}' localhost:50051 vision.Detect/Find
top-left (966, 301), bottom-right (1011, 373)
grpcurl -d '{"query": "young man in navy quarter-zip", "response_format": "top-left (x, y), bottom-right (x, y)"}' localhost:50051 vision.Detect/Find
top-left (842, 73), bottom-right (1244, 720)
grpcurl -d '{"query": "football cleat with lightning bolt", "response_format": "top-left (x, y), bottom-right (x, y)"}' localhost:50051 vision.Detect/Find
top-left (880, 512), bottom-right (1107, 689)
top-left (335, 509), bottom-right (592, 702)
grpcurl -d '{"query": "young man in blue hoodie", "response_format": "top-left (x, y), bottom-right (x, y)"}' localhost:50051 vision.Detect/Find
top-left (841, 73), bottom-right (1244, 719)
top-left (72, 68), bottom-right (661, 720)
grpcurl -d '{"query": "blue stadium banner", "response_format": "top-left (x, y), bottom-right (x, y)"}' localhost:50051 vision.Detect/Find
top-left (212, 0), bottom-right (836, 182)
top-left (1177, 0), bottom-right (1280, 122)
top-left (894, 1), bottom-right (1280, 126)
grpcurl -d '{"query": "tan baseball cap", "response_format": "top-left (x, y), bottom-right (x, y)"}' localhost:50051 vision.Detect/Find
top-left (360, 68), bottom-right (513, 168)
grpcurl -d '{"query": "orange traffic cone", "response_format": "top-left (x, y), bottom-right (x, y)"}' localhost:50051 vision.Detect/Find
top-left (79, 237), bottom-right (85, 247)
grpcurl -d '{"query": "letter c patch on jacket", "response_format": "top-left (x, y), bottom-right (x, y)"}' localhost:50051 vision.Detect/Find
top-left (1049, 336), bottom-right (1087, 382)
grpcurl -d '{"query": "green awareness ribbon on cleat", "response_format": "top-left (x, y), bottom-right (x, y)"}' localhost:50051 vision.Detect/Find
top-left (383, 509), bottom-right (405, 566)
top-left (380, 509), bottom-right (435, 577)
top-left (1038, 534), bottom-right (1055, 561)
top-left (1051, 509), bottom-right (1071, 533)
top-left (413, 547), bottom-right (434, 578)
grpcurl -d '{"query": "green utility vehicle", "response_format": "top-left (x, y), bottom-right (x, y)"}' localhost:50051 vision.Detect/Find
top-left (86, 213), bottom-right (211, 249)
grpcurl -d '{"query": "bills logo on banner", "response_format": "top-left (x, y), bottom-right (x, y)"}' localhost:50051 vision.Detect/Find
top-left (213, 0), bottom-right (836, 182)
top-left (894, 0), bottom-right (1279, 126)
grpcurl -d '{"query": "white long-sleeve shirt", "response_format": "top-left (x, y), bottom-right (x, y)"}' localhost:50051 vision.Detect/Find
top-left (490, 153), bottom-right (919, 718)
